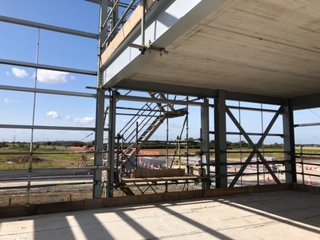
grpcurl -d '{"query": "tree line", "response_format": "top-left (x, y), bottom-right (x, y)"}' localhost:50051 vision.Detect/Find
top-left (0, 139), bottom-right (300, 150)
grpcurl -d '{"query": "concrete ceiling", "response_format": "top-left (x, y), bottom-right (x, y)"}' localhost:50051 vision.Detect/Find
top-left (107, 0), bottom-right (320, 103)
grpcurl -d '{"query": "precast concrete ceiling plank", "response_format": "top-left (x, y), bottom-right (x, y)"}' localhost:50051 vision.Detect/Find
top-left (206, 1), bottom-right (320, 53)
top-left (104, 0), bottom-right (320, 101)
top-left (130, 50), bottom-right (320, 98)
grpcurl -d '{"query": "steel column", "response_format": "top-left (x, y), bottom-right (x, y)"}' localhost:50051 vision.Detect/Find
top-left (282, 101), bottom-right (297, 183)
top-left (93, 89), bottom-right (105, 198)
top-left (214, 90), bottom-right (228, 188)
top-left (93, 0), bottom-right (109, 198)
top-left (111, 0), bottom-right (119, 41)
top-left (107, 90), bottom-right (117, 197)
top-left (201, 98), bottom-right (211, 189)
top-left (99, 0), bottom-right (110, 51)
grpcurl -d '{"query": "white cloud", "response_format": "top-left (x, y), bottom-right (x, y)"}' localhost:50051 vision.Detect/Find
top-left (73, 117), bottom-right (95, 126)
top-left (4, 98), bottom-right (20, 104)
top-left (65, 115), bottom-right (73, 121)
top-left (46, 111), bottom-right (60, 119)
top-left (36, 69), bottom-right (70, 84)
top-left (47, 113), bottom-right (94, 126)
top-left (12, 68), bottom-right (29, 78)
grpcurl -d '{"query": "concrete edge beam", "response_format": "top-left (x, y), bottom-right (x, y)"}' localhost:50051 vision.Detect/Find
top-left (1, 183), bottom-right (319, 219)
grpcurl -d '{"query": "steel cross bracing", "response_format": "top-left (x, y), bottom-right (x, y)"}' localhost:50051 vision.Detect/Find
top-left (227, 106), bottom-right (283, 187)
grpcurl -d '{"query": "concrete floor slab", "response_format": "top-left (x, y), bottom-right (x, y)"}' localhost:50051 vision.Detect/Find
top-left (0, 190), bottom-right (319, 240)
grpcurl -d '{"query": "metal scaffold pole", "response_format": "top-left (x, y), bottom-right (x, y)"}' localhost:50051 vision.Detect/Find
top-left (27, 28), bottom-right (41, 205)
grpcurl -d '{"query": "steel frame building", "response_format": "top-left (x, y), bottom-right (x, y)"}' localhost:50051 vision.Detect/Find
top-left (1, 0), bottom-right (320, 204)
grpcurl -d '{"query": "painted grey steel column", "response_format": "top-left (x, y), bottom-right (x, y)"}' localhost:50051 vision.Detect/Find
top-left (92, 0), bottom-right (108, 199)
top-left (110, 0), bottom-right (119, 41)
top-left (100, 0), bottom-right (109, 49)
top-left (201, 98), bottom-right (211, 189)
top-left (93, 89), bottom-right (105, 198)
top-left (214, 90), bottom-right (228, 188)
top-left (107, 90), bottom-right (117, 197)
top-left (282, 101), bottom-right (297, 183)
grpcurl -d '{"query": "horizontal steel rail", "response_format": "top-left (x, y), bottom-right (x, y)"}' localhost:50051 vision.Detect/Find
top-left (0, 84), bottom-right (96, 98)
top-left (0, 124), bottom-right (97, 131)
top-left (117, 94), bottom-right (204, 106)
top-left (0, 58), bottom-right (97, 76)
top-left (228, 105), bottom-right (280, 113)
top-left (209, 131), bottom-right (283, 137)
top-left (0, 15), bottom-right (98, 39)
top-left (294, 122), bottom-right (320, 128)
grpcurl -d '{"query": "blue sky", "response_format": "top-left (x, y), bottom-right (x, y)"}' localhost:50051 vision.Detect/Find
top-left (0, 0), bottom-right (320, 144)
top-left (0, 0), bottom-right (99, 142)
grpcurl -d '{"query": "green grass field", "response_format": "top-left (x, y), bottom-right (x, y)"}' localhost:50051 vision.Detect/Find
top-left (1, 145), bottom-right (319, 170)
top-left (0, 145), bottom-right (94, 170)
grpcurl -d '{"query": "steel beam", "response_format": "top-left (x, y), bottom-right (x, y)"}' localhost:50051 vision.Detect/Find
top-left (0, 124), bottom-right (96, 131)
top-left (226, 91), bottom-right (287, 106)
top-left (115, 80), bottom-right (287, 105)
top-left (0, 84), bottom-right (96, 98)
top-left (294, 122), bottom-right (320, 127)
top-left (228, 105), bottom-right (279, 113)
top-left (115, 79), bottom-right (219, 98)
top-left (290, 93), bottom-right (320, 110)
top-left (116, 94), bottom-right (204, 106)
top-left (227, 132), bottom-right (283, 137)
top-left (0, 59), bottom-right (97, 76)
top-left (214, 90), bottom-right (228, 188)
top-left (0, 15), bottom-right (98, 39)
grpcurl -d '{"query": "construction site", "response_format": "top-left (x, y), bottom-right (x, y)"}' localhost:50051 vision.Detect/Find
top-left (0, 0), bottom-right (320, 239)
